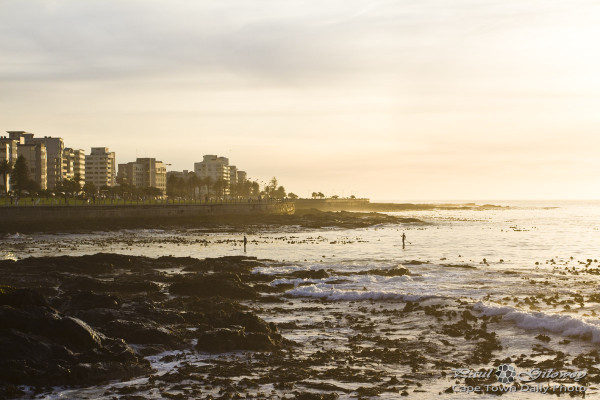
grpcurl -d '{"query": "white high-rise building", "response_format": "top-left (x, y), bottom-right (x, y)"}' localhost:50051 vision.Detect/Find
top-left (85, 147), bottom-right (116, 188)
top-left (229, 165), bottom-right (238, 188)
top-left (0, 136), bottom-right (20, 192)
top-left (8, 131), bottom-right (64, 189)
top-left (194, 155), bottom-right (230, 195)
top-left (17, 143), bottom-right (47, 190)
top-left (118, 158), bottom-right (167, 194)
top-left (64, 148), bottom-right (86, 182)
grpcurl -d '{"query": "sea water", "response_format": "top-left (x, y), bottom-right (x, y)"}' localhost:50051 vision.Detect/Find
top-left (3, 200), bottom-right (600, 398)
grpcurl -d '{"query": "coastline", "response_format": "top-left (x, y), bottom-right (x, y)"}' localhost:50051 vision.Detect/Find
top-left (0, 207), bottom-right (423, 234)
top-left (4, 252), bottom-right (597, 399)
top-left (2, 203), bottom-right (600, 399)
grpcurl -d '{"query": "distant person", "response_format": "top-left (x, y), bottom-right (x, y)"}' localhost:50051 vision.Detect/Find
top-left (402, 232), bottom-right (407, 248)
top-left (243, 235), bottom-right (248, 253)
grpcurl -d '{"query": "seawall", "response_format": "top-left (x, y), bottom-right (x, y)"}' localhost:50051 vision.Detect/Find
top-left (0, 202), bottom-right (295, 233)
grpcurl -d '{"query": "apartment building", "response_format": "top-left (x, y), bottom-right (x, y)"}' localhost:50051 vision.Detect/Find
top-left (166, 170), bottom-right (191, 180)
top-left (17, 143), bottom-right (47, 190)
top-left (64, 148), bottom-right (86, 181)
top-left (85, 147), bottom-right (116, 188)
top-left (0, 136), bottom-right (19, 191)
top-left (118, 158), bottom-right (167, 194)
top-left (229, 165), bottom-right (238, 188)
top-left (194, 155), bottom-right (230, 194)
top-left (237, 170), bottom-right (247, 184)
top-left (8, 131), bottom-right (64, 189)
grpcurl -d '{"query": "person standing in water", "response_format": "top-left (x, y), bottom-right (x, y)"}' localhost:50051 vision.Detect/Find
top-left (243, 235), bottom-right (248, 252)
top-left (402, 232), bottom-right (407, 248)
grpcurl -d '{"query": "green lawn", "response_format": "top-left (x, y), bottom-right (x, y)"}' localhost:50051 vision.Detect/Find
top-left (0, 197), bottom-right (271, 207)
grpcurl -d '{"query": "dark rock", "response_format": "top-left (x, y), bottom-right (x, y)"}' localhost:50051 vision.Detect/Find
top-left (169, 273), bottom-right (258, 299)
top-left (290, 269), bottom-right (329, 279)
top-left (71, 307), bottom-right (125, 327)
top-left (0, 289), bottom-right (150, 387)
top-left (294, 392), bottom-right (339, 400)
top-left (102, 319), bottom-right (180, 346)
top-left (196, 327), bottom-right (280, 353)
top-left (181, 256), bottom-right (261, 273)
top-left (0, 287), bottom-right (48, 308)
top-left (0, 254), bottom-right (298, 392)
top-left (60, 276), bottom-right (107, 292)
top-left (60, 276), bottom-right (160, 294)
top-left (356, 266), bottom-right (410, 277)
top-left (57, 290), bottom-right (121, 313)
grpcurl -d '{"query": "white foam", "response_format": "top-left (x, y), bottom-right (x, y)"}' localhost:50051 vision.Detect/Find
top-left (271, 278), bottom-right (320, 286)
top-left (271, 272), bottom-right (413, 290)
top-left (4, 233), bottom-right (27, 240)
top-left (474, 302), bottom-right (600, 342)
top-left (252, 264), bottom-right (309, 275)
top-left (286, 283), bottom-right (429, 301)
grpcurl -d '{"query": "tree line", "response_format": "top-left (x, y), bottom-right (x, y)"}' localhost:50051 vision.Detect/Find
top-left (0, 156), bottom-right (162, 199)
top-left (166, 173), bottom-right (293, 200)
top-left (0, 157), bottom-right (295, 201)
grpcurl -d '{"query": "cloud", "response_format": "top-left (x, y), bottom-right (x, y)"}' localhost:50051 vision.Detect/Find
top-left (1, 0), bottom-right (600, 199)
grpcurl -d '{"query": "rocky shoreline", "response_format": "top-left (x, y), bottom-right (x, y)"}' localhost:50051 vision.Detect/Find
top-left (0, 254), bottom-right (290, 399)
top-left (2, 253), bottom-right (597, 399)
top-left (0, 209), bottom-right (423, 234)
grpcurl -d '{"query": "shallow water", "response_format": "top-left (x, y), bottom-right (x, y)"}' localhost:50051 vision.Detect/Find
top-left (4, 200), bottom-right (600, 398)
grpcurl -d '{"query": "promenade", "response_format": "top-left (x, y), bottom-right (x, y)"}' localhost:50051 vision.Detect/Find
top-left (0, 199), bottom-right (295, 233)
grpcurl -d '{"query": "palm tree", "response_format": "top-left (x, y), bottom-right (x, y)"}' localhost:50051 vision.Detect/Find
top-left (0, 160), bottom-right (12, 193)
top-left (213, 179), bottom-right (227, 199)
top-left (201, 177), bottom-right (213, 199)
top-left (250, 181), bottom-right (260, 196)
top-left (187, 173), bottom-right (200, 199)
top-left (10, 156), bottom-right (30, 195)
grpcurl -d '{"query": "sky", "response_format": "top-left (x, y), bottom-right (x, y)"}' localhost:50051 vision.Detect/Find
top-left (1, 0), bottom-right (599, 200)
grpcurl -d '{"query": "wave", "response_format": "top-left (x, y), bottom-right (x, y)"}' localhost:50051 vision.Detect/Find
top-left (272, 274), bottom-right (412, 286)
top-left (4, 233), bottom-right (27, 240)
top-left (474, 302), bottom-right (600, 343)
top-left (286, 283), bottom-right (429, 301)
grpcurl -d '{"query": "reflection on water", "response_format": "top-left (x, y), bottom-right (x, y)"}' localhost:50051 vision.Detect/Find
top-left (3, 200), bottom-right (600, 398)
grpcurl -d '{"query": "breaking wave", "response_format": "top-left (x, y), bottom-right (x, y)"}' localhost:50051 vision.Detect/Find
top-left (474, 302), bottom-right (600, 343)
top-left (286, 283), bottom-right (431, 302)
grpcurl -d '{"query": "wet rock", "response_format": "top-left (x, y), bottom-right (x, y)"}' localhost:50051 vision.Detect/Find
top-left (181, 256), bottom-right (261, 273)
top-left (169, 273), bottom-right (258, 299)
top-left (356, 266), bottom-right (410, 277)
top-left (60, 276), bottom-right (160, 294)
top-left (403, 301), bottom-right (421, 313)
top-left (535, 334), bottom-right (551, 343)
top-left (290, 269), bottom-right (330, 279)
top-left (196, 327), bottom-right (281, 353)
top-left (0, 287), bottom-right (48, 308)
top-left (294, 392), bottom-right (340, 400)
top-left (102, 319), bottom-right (180, 346)
top-left (56, 290), bottom-right (121, 313)
top-left (59, 276), bottom-right (107, 292)
top-left (0, 288), bottom-right (150, 387)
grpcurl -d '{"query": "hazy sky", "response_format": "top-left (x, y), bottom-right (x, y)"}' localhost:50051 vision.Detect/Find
top-left (1, 0), bottom-right (599, 200)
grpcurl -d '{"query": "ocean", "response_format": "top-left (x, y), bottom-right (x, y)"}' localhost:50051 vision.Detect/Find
top-left (2, 200), bottom-right (600, 398)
